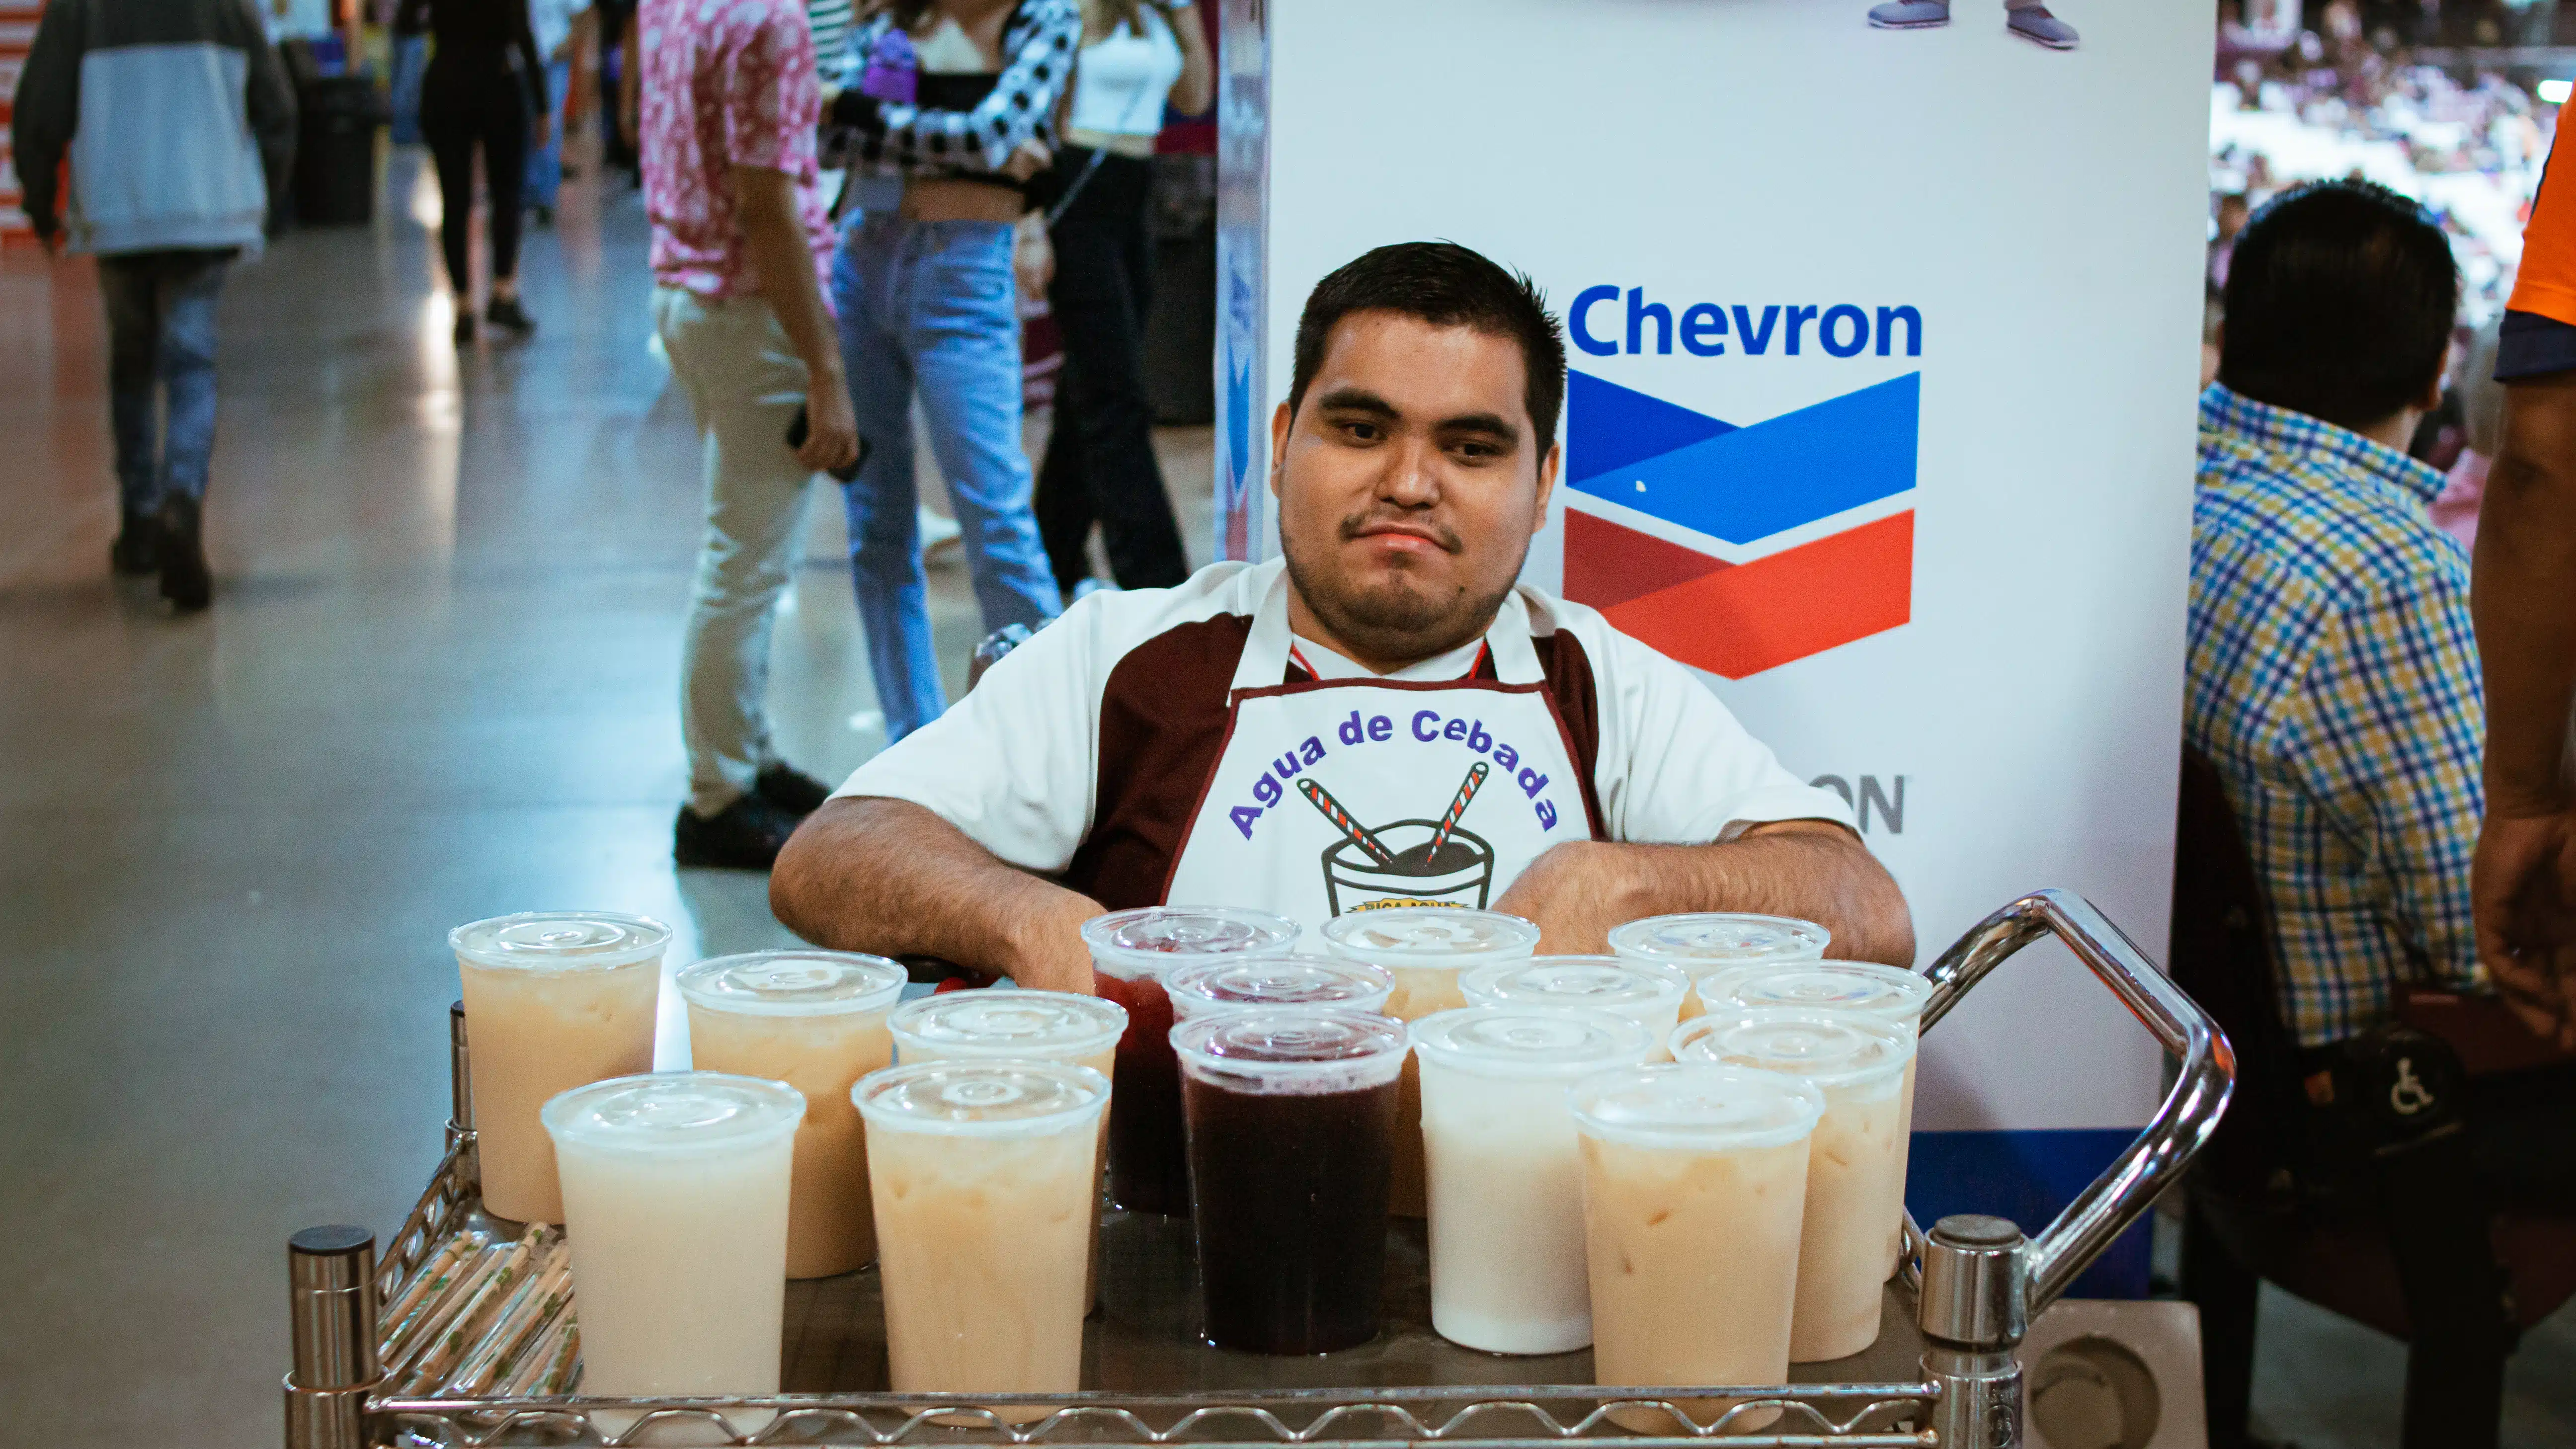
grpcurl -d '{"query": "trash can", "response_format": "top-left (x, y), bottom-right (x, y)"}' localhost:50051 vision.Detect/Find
top-left (294, 75), bottom-right (386, 228)
top-left (1142, 153), bottom-right (1216, 426)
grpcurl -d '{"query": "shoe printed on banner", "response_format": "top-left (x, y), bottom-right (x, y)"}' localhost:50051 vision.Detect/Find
top-left (1561, 370), bottom-right (1919, 679)
top-left (1865, 0), bottom-right (2080, 50)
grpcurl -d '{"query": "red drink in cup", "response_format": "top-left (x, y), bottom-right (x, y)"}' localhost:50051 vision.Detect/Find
top-left (1081, 907), bottom-right (1298, 1214)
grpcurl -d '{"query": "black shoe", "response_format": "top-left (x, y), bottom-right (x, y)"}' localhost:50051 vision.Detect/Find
top-left (530, 204), bottom-right (555, 228)
top-left (110, 511), bottom-right (162, 575)
top-left (454, 312), bottom-right (477, 345)
top-left (157, 495), bottom-right (211, 612)
top-left (674, 794), bottom-right (800, 869)
top-left (486, 297), bottom-right (535, 337)
top-left (755, 763), bottom-right (835, 815)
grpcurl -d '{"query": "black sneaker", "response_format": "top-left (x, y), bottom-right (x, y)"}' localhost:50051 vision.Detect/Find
top-left (157, 494), bottom-right (211, 612)
top-left (486, 297), bottom-right (535, 336)
top-left (110, 510), bottom-right (162, 575)
top-left (755, 764), bottom-right (835, 815)
top-left (674, 794), bottom-right (801, 869)
top-left (454, 312), bottom-right (477, 346)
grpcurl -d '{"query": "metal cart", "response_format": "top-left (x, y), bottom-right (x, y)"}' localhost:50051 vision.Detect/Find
top-left (285, 888), bottom-right (2235, 1449)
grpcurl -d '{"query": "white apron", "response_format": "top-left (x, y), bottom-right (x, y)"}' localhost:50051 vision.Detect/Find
top-left (1161, 580), bottom-right (1599, 932)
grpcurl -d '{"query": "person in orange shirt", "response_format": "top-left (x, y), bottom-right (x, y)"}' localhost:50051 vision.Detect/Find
top-left (2472, 135), bottom-right (2576, 1049)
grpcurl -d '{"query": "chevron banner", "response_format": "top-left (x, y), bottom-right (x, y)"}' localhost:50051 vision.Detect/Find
top-left (1561, 370), bottom-right (1920, 678)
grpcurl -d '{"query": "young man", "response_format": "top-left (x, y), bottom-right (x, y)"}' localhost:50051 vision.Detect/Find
top-left (11, 0), bottom-right (297, 612)
top-left (2189, 181), bottom-right (2480, 1050)
top-left (1866, 0), bottom-right (2078, 50)
top-left (772, 241), bottom-right (1914, 993)
top-left (2471, 133), bottom-right (2576, 1051)
top-left (642, 0), bottom-right (861, 868)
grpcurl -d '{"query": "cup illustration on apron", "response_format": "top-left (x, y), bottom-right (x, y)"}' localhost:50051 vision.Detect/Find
top-left (1301, 764), bottom-right (1496, 915)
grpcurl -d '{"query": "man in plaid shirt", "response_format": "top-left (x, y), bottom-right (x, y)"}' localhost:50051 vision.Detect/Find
top-left (2188, 180), bottom-right (2484, 1050)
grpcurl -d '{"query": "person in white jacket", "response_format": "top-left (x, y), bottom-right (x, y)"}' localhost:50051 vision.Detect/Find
top-left (12, 0), bottom-right (297, 611)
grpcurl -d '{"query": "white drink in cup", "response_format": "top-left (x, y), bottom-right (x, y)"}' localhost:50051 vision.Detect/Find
top-left (1671, 1010), bottom-right (1916, 1361)
top-left (1410, 1007), bottom-right (1655, 1354)
top-left (1320, 907), bottom-right (1540, 1217)
top-left (1167, 955), bottom-right (1394, 1018)
top-left (1460, 956), bottom-right (1689, 1059)
top-left (858, 1060), bottom-right (1110, 1421)
top-left (1570, 1062), bottom-right (1824, 1430)
top-left (1606, 913), bottom-right (1828, 1024)
top-left (451, 911), bottom-right (669, 1223)
top-left (677, 950), bottom-right (907, 1280)
top-left (887, 990), bottom-right (1127, 1309)
top-left (1695, 960), bottom-right (1932, 1278)
top-left (542, 1071), bottom-right (805, 1432)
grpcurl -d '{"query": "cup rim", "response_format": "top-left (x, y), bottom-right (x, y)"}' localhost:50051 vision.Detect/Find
top-left (852, 1058), bottom-right (1112, 1137)
top-left (886, 989), bottom-right (1128, 1062)
top-left (675, 949), bottom-right (908, 1017)
top-left (540, 1070), bottom-right (807, 1155)
top-left (451, 910), bottom-right (672, 972)
top-left (1669, 1007), bottom-right (1918, 1090)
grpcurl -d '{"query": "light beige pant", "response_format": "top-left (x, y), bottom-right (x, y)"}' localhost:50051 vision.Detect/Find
top-left (652, 285), bottom-right (821, 817)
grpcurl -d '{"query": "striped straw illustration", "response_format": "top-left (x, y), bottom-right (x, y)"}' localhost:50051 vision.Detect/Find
top-left (1298, 778), bottom-right (1397, 865)
top-left (1426, 762), bottom-right (1490, 857)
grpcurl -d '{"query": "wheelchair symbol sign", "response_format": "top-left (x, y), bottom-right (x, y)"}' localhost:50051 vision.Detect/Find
top-left (2389, 1056), bottom-right (2435, 1116)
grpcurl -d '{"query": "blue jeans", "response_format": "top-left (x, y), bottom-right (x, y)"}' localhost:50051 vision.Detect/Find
top-left (833, 213), bottom-right (1063, 741)
top-left (524, 59), bottom-right (570, 210)
top-left (97, 249), bottom-right (231, 515)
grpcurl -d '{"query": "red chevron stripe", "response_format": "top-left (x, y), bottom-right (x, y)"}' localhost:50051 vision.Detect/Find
top-left (1584, 512), bottom-right (1914, 678)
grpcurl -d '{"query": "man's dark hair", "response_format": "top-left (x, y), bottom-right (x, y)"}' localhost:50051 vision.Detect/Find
top-left (2218, 180), bottom-right (2458, 431)
top-left (1288, 242), bottom-right (1567, 450)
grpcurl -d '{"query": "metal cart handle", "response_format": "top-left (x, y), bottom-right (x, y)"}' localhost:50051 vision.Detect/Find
top-left (1912, 887), bottom-right (2237, 1345)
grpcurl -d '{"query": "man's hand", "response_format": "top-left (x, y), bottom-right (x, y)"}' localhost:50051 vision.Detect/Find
top-left (1492, 842), bottom-right (1635, 955)
top-left (1003, 139), bottom-right (1053, 182)
top-left (798, 378), bottom-right (862, 474)
top-left (1003, 893), bottom-right (1108, 995)
top-left (1013, 213), bottom-right (1054, 303)
top-left (36, 229), bottom-right (60, 259)
top-left (2473, 808), bottom-right (2576, 1048)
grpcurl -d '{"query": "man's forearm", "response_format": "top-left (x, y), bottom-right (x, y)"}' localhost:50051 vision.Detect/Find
top-left (2475, 373), bottom-right (2576, 815)
top-left (772, 797), bottom-right (1103, 990)
top-left (1496, 823), bottom-right (1915, 966)
top-left (735, 190), bottom-right (841, 383)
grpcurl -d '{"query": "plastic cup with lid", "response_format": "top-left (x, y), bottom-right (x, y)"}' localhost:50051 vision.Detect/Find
top-left (1672, 1010), bottom-right (1917, 1361)
top-left (1459, 955), bottom-right (1690, 1056)
top-left (1167, 954), bottom-right (1395, 1019)
top-left (450, 910), bottom-right (671, 1223)
top-left (1606, 913), bottom-right (1829, 1022)
top-left (676, 950), bottom-right (907, 1279)
top-left (1079, 906), bottom-right (1297, 1216)
top-left (1317, 906), bottom-right (1540, 1219)
top-left (1170, 1008), bottom-right (1410, 1354)
top-left (1409, 1007), bottom-right (1656, 1354)
top-left (889, 989), bottom-right (1129, 1077)
top-left (541, 1070), bottom-right (806, 1427)
top-left (855, 1059), bottom-right (1110, 1415)
top-left (1568, 1062), bottom-right (1825, 1422)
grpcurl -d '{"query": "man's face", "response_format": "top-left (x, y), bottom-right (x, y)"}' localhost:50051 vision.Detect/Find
top-left (1270, 312), bottom-right (1560, 666)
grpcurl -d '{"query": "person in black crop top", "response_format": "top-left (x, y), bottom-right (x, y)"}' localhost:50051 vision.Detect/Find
top-left (395, 0), bottom-right (549, 343)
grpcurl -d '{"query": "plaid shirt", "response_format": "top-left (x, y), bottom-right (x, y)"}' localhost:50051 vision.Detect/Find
top-left (835, 0), bottom-right (1079, 174)
top-left (2187, 384), bottom-right (2486, 1047)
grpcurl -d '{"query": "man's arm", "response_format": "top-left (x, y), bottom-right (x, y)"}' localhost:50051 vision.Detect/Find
top-left (233, 1), bottom-right (300, 234)
top-left (1494, 820), bottom-right (1915, 965)
top-left (10, 0), bottom-right (84, 250)
top-left (2471, 369), bottom-right (2576, 1044)
top-left (729, 164), bottom-right (858, 473)
top-left (772, 798), bottom-right (1103, 993)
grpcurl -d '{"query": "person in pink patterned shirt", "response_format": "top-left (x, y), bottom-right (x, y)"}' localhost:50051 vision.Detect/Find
top-left (643, 0), bottom-right (863, 868)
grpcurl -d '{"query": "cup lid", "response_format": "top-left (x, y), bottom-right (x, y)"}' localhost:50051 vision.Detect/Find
top-left (1169, 1008), bottom-right (1408, 1094)
top-left (1319, 907), bottom-right (1541, 966)
top-left (886, 990), bottom-right (1127, 1062)
top-left (1080, 906), bottom-right (1300, 978)
top-left (1670, 1009), bottom-right (1916, 1089)
top-left (1166, 955), bottom-right (1395, 1017)
top-left (1697, 961), bottom-right (1933, 1026)
top-left (852, 1059), bottom-right (1110, 1136)
top-left (1410, 1006), bottom-right (1656, 1079)
top-left (675, 950), bottom-right (907, 1017)
top-left (1606, 913), bottom-right (1830, 971)
top-left (540, 1071), bottom-right (805, 1153)
top-left (451, 911), bottom-right (672, 971)
top-left (1567, 1062), bottom-right (1826, 1150)
top-left (1460, 955), bottom-right (1688, 1021)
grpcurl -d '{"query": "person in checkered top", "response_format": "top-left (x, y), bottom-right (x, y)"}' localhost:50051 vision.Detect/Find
top-left (2188, 179), bottom-right (2483, 1051)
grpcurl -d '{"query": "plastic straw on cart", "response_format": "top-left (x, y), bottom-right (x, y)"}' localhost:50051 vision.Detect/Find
top-left (529, 1323), bottom-right (581, 1396)
top-left (397, 1228), bottom-right (546, 1390)
top-left (379, 1232), bottom-right (479, 1340)
top-left (490, 1297), bottom-right (571, 1397)
top-left (450, 1252), bottom-right (571, 1395)
top-left (1298, 778), bottom-right (1396, 865)
top-left (1425, 762), bottom-right (1488, 856)
top-left (381, 1238), bottom-right (506, 1369)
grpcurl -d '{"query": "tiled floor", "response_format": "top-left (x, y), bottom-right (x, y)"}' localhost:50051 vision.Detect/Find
top-left (0, 145), bottom-right (2567, 1449)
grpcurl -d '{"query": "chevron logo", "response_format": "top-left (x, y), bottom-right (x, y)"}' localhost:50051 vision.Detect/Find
top-left (1562, 370), bottom-right (1919, 678)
